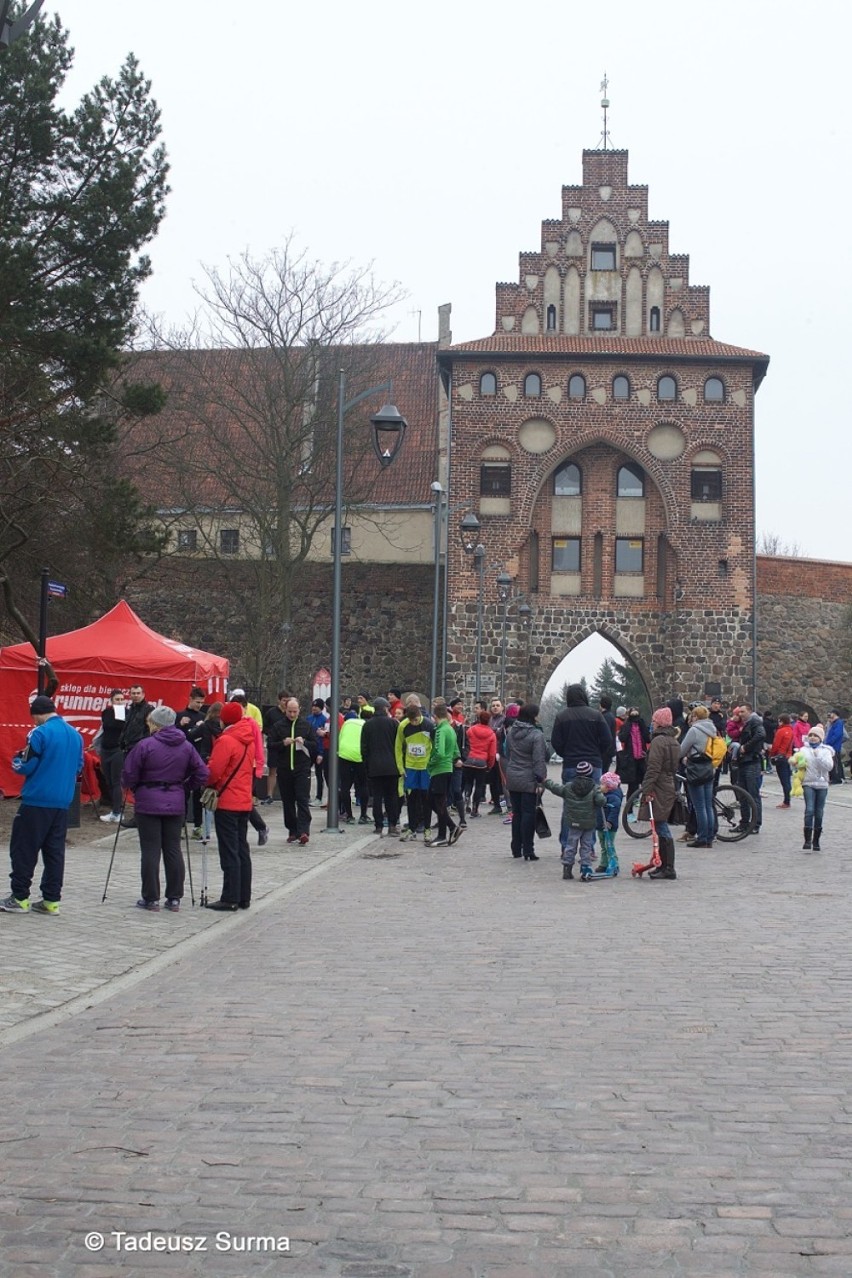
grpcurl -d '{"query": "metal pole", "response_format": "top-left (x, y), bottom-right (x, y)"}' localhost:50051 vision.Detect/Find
top-left (500, 600), bottom-right (508, 704)
top-left (430, 484), bottom-right (443, 701)
top-left (325, 369), bottom-right (345, 834)
top-left (37, 567), bottom-right (49, 696)
top-left (475, 547), bottom-right (484, 704)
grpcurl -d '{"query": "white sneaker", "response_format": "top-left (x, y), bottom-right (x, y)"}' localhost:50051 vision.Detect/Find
top-left (100, 813), bottom-right (118, 823)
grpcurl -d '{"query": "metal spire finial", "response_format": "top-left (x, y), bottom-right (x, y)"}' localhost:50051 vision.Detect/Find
top-left (598, 73), bottom-right (612, 150)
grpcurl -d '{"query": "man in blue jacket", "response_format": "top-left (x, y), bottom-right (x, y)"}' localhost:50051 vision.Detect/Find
top-left (1, 696), bottom-right (84, 914)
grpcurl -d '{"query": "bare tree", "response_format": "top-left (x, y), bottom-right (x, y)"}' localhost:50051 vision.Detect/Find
top-left (757, 532), bottom-right (803, 557)
top-left (133, 241), bottom-right (406, 693)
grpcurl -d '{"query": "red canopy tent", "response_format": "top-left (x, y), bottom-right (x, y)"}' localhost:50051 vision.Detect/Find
top-left (0, 601), bottom-right (229, 797)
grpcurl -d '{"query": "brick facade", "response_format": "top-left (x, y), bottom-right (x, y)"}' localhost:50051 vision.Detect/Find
top-left (440, 149), bottom-right (769, 707)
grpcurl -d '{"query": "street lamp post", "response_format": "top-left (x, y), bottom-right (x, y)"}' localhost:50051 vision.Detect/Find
top-left (497, 570), bottom-right (532, 704)
top-left (460, 513), bottom-right (486, 704)
top-left (0, 0), bottom-right (44, 49)
top-left (326, 372), bottom-right (408, 834)
top-left (429, 481), bottom-right (444, 701)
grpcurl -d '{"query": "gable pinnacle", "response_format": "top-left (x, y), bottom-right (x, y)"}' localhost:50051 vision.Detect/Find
top-left (599, 74), bottom-right (612, 150)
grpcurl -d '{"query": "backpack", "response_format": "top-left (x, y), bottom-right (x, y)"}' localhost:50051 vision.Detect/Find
top-left (704, 734), bottom-right (727, 768)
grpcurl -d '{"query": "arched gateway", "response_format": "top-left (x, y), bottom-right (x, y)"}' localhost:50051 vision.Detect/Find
top-left (439, 149), bottom-right (769, 708)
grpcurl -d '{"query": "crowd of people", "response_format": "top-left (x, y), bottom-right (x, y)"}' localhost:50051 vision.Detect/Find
top-left (1, 681), bottom-right (847, 915)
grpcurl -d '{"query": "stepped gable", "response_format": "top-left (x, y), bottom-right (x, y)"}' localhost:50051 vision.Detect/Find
top-left (492, 149), bottom-right (718, 345)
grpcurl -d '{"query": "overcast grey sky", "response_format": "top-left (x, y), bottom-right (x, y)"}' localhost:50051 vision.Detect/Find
top-left (53, 0), bottom-right (850, 564)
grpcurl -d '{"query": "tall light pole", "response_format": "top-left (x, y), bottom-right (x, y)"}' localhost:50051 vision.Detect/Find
top-left (460, 512), bottom-right (486, 704)
top-left (496, 570), bottom-right (532, 704)
top-left (325, 373), bottom-right (408, 834)
top-left (429, 481), bottom-right (444, 701)
top-left (0, 0), bottom-right (44, 48)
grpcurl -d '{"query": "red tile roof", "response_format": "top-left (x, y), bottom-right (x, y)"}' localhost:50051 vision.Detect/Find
top-left (122, 343), bottom-right (440, 510)
top-left (443, 334), bottom-right (769, 362)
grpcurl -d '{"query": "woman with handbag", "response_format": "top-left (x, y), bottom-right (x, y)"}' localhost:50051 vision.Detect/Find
top-left (121, 706), bottom-right (209, 912)
top-left (678, 705), bottom-right (718, 849)
top-left (463, 711), bottom-right (497, 817)
top-left (504, 703), bottom-right (548, 861)
top-left (205, 702), bottom-right (256, 911)
top-left (639, 707), bottom-right (681, 879)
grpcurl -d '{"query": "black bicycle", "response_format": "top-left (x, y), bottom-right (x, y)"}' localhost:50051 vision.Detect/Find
top-left (621, 776), bottom-right (758, 843)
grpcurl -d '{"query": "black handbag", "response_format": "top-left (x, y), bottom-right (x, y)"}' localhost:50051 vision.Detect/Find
top-left (669, 793), bottom-right (689, 826)
top-left (534, 803), bottom-right (552, 839)
top-left (685, 753), bottom-right (714, 786)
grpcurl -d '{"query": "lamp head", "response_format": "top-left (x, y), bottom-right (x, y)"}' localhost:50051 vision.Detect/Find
top-left (460, 511), bottom-right (481, 553)
top-left (370, 403), bottom-right (408, 468)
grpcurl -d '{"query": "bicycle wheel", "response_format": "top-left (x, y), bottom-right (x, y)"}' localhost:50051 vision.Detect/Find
top-left (713, 784), bottom-right (756, 842)
top-left (622, 789), bottom-right (651, 839)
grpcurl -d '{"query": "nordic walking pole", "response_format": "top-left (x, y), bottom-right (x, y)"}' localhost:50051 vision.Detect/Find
top-left (200, 819), bottom-right (208, 908)
top-left (101, 794), bottom-right (127, 902)
top-left (183, 818), bottom-right (195, 906)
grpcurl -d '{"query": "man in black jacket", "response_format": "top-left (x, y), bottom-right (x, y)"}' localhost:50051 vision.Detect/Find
top-left (118, 684), bottom-right (153, 828)
top-left (268, 697), bottom-right (317, 845)
top-left (551, 684), bottom-right (615, 784)
top-left (360, 697), bottom-right (402, 835)
top-left (119, 685), bottom-right (153, 753)
top-left (550, 683), bottom-right (615, 854)
top-left (736, 703), bottom-right (766, 834)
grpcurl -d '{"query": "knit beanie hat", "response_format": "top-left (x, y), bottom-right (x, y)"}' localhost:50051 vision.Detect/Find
top-left (808, 724), bottom-right (825, 742)
top-left (601, 771), bottom-right (621, 790)
top-left (575, 761), bottom-right (593, 776)
top-left (652, 707), bottom-right (673, 729)
top-left (221, 702), bottom-right (243, 726)
top-left (505, 703), bottom-right (520, 719)
top-left (30, 696), bottom-right (56, 715)
top-left (372, 696), bottom-right (390, 712)
top-left (149, 705), bottom-right (176, 728)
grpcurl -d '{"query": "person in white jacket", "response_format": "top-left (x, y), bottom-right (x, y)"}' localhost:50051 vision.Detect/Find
top-left (792, 724), bottom-right (834, 851)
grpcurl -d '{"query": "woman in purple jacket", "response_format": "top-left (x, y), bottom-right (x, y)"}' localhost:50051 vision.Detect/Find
top-left (121, 705), bottom-right (209, 912)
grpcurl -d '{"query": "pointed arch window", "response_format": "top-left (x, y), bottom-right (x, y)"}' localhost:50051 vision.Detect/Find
top-left (617, 463), bottom-right (645, 498)
top-left (612, 375), bottom-right (630, 400)
top-left (479, 371), bottom-right (497, 397)
top-left (703, 376), bottom-right (725, 402)
top-left (657, 375), bottom-right (677, 402)
top-left (554, 461), bottom-right (581, 496)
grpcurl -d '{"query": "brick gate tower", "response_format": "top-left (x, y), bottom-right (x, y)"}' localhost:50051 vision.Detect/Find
top-left (439, 149), bottom-right (769, 707)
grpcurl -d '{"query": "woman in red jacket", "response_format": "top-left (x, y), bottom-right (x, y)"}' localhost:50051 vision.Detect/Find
top-left (463, 711), bottom-right (497, 818)
top-left (770, 713), bottom-right (795, 809)
top-left (206, 702), bottom-right (256, 911)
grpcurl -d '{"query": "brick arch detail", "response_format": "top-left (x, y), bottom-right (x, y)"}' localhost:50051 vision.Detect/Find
top-left (539, 622), bottom-right (656, 709)
top-left (516, 432), bottom-right (679, 533)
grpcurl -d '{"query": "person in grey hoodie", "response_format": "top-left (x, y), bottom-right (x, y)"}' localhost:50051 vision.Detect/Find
top-left (122, 706), bottom-right (209, 911)
top-left (679, 705), bottom-right (719, 847)
top-left (504, 703), bottom-right (548, 861)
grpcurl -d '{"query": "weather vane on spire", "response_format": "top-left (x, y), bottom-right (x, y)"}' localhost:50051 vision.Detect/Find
top-left (599, 74), bottom-right (612, 150)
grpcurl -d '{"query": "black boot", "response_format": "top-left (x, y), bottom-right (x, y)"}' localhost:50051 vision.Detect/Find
top-left (648, 836), bottom-right (667, 878)
top-left (662, 835), bottom-right (677, 879)
top-left (812, 826), bottom-right (822, 851)
top-left (803, 826), bottom-right (812, 850)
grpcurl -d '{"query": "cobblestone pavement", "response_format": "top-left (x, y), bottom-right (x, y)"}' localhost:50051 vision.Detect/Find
top-left (1, 775), bottom-right (852, 1277)
top-left (0, 802), bottom-right (372, 1038)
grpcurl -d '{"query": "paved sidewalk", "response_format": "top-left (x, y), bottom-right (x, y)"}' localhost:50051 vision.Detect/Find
top-left (1, 776), bottom-right (852, 1276)
top-left (0, 802), bottom-right (374, 1039)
